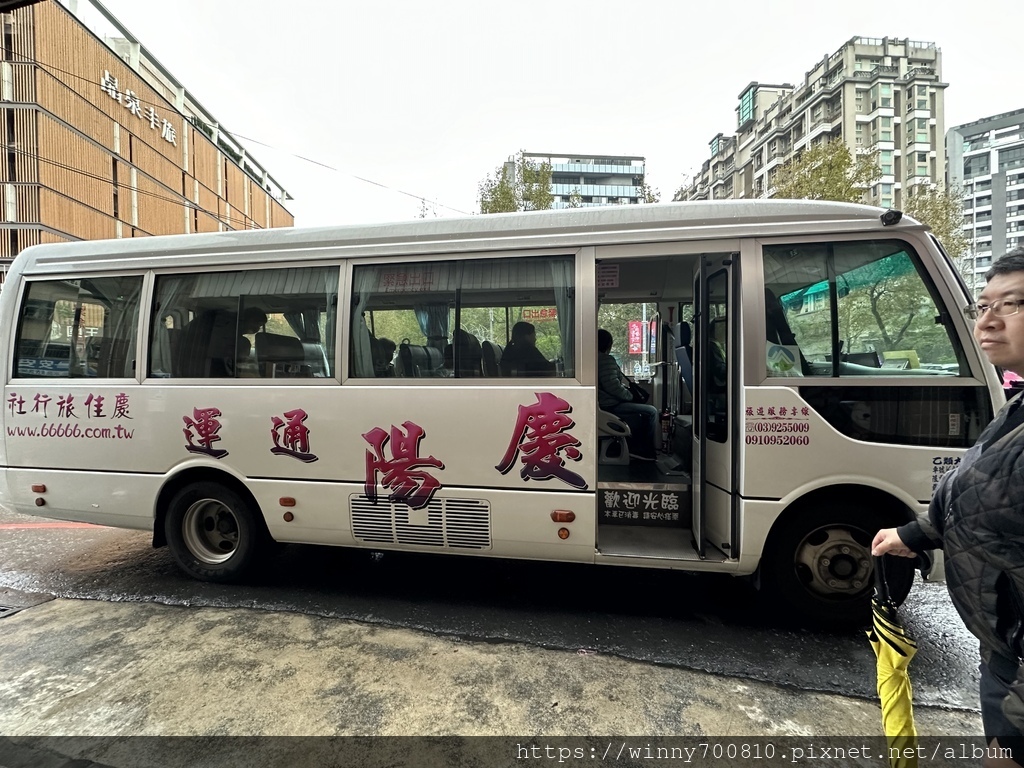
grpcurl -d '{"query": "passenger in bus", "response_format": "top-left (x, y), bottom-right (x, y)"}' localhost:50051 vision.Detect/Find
top-left (597, 329), bottom-right (658, 461)
top-left (872, 247), bottom-right (1024, 766)
top-left (224, 307), bottom-right (267, 376)
top-left (371, 336), bottom-right (397, 377)
top-left (180, 306), bottom-right (267, 377)
top-left (500, 322), bottom-right (556, 377)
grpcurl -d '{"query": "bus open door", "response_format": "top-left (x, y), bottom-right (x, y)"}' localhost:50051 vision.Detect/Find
top-left (693, 252), bottom-right (741, 561)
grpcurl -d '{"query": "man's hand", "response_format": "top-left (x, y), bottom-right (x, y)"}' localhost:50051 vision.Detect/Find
top-left (871, 528), bottom-right (915, 558)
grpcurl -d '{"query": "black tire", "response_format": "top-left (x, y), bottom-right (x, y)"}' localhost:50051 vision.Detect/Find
top-left (165, 481), bottom-right (268, 583)
top-left (761, 503), bottom-right (916, 626)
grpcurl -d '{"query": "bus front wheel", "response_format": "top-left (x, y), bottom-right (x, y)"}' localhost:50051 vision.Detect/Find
top-left (165, 482), bottom-right (268, 583)
top-left (762, 504), bottom-right (916, 625)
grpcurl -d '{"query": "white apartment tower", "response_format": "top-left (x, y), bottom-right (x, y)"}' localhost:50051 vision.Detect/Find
top-left (677, 36), bottom-right (946, 209)
top-left (947, 109), bottom-right (1024, 289)
top-left (522, 153), bottom-right (647, 209)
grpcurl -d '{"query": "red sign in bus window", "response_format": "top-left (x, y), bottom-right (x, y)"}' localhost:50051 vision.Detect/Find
top-left (628, 321), bottom-right (643, 354)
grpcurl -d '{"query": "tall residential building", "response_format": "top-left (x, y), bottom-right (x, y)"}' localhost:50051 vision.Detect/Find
top-left (0, 0), bottom-right (294, 280)
top-left (676, 36), bottom-right (946, 210)
top-left (947, 109), bottom-right (1024, 288)
top-left (523, 153), bottom-right (646, 209)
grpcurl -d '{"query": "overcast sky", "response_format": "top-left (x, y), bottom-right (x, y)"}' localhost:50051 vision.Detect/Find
top-left (89, 0), bottom-right (1021, 228)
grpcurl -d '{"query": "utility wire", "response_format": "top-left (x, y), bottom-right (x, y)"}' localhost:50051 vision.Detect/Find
top-left (229, 131), bottom-right (472, 215)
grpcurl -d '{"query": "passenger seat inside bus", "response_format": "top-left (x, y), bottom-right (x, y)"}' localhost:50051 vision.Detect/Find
top-left (396, 341), bottom-right (444, 377)
top-left (89, 336), bottom-right (133, 378)
top-left (481, 341), bottom-right (503, 376)
top-left (255, 332), bottom-right (310, 377)
top-left (442, 329), bottom-right (483, 377)
top-left (674, 322), bottom-right (694, 407)
top-left (597, 409), bottom-right (631, 465)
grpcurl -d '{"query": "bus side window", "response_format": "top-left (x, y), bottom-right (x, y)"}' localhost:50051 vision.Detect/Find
top-left (151, 267), bottom-right (338, 380)
top-left (352, 254), bottom-right (575, 380)
top-left (13, 276), bottom-right (142, 379)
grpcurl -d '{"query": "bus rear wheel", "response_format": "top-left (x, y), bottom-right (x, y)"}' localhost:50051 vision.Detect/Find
top-left (165, 482), bottom-right (268, 583)
top-left (762, 504), bottom-right (915, 626)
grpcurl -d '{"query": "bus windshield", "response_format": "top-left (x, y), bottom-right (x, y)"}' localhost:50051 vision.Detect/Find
top-left (765, 240), bottom-right (963, 375)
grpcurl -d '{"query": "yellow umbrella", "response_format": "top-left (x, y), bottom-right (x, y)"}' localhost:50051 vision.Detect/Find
top-left (867, 556), bottom-right (918, 768)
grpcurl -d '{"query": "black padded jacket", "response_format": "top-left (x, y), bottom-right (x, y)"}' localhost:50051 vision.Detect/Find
top-left (898, 393), bottom-right (1024, 734)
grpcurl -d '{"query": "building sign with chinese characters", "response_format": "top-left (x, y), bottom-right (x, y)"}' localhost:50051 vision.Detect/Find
top-left (99, 70), bottom-right (178, 146)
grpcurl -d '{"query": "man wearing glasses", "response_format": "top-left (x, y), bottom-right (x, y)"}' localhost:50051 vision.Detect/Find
top-left (873, 247), bottom-right (1024, 767)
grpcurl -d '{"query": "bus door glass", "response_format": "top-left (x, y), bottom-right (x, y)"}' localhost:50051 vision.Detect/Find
top-left (693, 253), bottom-right (739, 559)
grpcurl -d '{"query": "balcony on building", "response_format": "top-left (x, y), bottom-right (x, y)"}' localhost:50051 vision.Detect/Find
top-left (550, 184), bottom-right (639, 200)
top-left (853, 64), bottom-right (900, 83)
top-left (901, 66), bottom-right (937, 81)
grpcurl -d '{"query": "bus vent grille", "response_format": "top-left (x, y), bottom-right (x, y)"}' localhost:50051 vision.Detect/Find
top-left (350, 495), bottom-right (491, 550)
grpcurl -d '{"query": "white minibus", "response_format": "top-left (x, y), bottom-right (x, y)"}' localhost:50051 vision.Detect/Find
top-left (0, 200), bottom-right (1000, 623)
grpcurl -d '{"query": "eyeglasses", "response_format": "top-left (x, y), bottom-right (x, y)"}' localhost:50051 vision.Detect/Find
top-left (964, 299), bottom-right (1024, 320)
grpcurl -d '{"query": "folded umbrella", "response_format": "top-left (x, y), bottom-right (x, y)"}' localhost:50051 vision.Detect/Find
top-left (867, 555), bottom-right (918, 768)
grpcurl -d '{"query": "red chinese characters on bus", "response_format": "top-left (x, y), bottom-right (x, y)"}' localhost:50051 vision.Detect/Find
top-left (363, 421), bottom-right (444, 510)
top-left (183, 407), bottom-right (228, 459)
top-left (495, 392), bottom-right (586, 490)
top-left (522, 308), bottom-right (557, 320)
top-left (84, 393), bottom-right (106, 418)
top-left (111, 393), bottom-right (132, 420)
top-left (6, 392), bottom-right (132, 422)
top-left (57, 394), bottom-right (76, 419)
top-left (270, 408), bottom-right (318, 463)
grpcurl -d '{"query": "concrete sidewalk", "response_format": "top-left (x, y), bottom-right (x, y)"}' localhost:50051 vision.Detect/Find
top-left (0, 596), bottom-right (982, 744)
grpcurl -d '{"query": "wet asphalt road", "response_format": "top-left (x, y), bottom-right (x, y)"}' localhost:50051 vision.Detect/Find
top-left (0, 508), bottom-right (980, 712)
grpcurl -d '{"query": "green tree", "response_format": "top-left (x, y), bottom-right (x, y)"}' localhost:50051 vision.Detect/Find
top-left (637, 181), bottom-right (660, 203)
top-left (902, 184), bottom-right (974, 290)
top-left (903, 185), bottom-right (969, 258)
top-left (771, 140), bottom-right (880, 203)
top-left (478, 151), bottom-right (554, 214)
top-left (567, 188), bottom-right (583, 208)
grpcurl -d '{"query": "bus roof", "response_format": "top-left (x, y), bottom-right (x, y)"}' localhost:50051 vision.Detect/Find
top-left (15, 199), bottom-right (925, 276)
